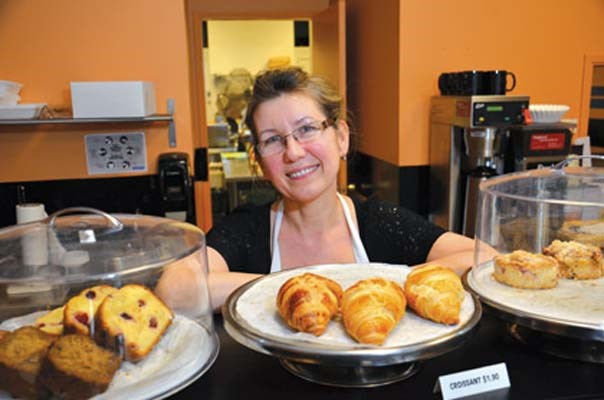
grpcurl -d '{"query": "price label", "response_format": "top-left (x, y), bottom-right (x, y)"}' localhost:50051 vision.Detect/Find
top-left (437, 362), bottom-right (510, 399)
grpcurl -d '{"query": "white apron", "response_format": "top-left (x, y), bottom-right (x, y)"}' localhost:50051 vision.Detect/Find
top-left (269, 193), bottom-right (370, 273)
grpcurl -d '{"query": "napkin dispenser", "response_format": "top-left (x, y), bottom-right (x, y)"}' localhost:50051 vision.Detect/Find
top-left (158, 152), bottom-right (195, 223)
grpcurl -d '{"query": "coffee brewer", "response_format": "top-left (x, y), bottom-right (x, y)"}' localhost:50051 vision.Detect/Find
top-left (429, 95), bottom-right (530, 237)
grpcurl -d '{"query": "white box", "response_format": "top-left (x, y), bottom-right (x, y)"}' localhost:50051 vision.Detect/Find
top-left (71, 81), bottom-right (156, 118)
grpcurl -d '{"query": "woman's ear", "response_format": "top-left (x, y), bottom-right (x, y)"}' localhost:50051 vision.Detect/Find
top-left (335, 119), bottom-right (350, 158)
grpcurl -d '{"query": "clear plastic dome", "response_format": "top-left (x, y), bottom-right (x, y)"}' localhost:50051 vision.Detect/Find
top-left (0, 207), bottom-right (218, 399)
top-left (474, 164), bottom-right (604, 261)
top-left (466, 159), bottom-right (604, 362)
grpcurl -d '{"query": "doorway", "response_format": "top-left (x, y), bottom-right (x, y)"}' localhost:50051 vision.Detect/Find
top-left (202, 19), bottom-right (312, 225)
top-left (185, 0), bottom-right (347, 232)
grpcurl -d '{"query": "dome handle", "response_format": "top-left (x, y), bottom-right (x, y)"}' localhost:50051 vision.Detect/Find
top-left (553, 155), bottom-right (604, 171)
top-left (48, 207), bottom-right (123, 231)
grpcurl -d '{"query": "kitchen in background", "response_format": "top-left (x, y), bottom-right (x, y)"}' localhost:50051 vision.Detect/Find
top-left (201, 19), bottom-right (313, 224)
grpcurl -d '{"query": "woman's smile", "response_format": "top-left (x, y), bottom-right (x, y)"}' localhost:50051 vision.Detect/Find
top-left (286, 164), bottom-right (320, 179)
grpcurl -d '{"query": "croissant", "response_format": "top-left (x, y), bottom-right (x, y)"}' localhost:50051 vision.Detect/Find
top-left (404, 265), bottom-right (464, 325)
top-left (276, 272), bottom-right (343, 336)
top-left (341, 278), bottom-right (406, 345)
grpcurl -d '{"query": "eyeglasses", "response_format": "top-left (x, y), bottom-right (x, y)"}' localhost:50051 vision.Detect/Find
top-left (255, 119), bottom-right (333, 157)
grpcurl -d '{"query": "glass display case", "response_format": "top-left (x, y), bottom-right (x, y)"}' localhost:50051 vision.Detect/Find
top-left (465, 156), bottom-right (604, 362)
top-left (0, 207), bottom-right (219, 399)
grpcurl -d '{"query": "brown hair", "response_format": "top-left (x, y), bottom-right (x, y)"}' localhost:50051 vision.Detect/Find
top-left (244, 67), bottom-right (347, 145)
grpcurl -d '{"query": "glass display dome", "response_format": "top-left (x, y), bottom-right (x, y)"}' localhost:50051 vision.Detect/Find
top-left (0, 207), bottom-right (219, 399)
top-left (465, 157), bottom-right (604, 362)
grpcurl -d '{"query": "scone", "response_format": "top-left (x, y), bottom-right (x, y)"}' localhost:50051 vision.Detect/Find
top-left (543, 240), bottom-right (603, 280)
top-left (38, 334), bottom-right (121, 400)
top-left (0, 326), bottom-right (57, 399)
top-left (0, 330), bottom-right (9, 342)
top-left (64, 285), bottom-right (118, 336)
top-left (493, 250), bottom-right (559, 289)
top-left (34, 305), bottom-right (65, 335)
top-left (95, 284), bottom-right (174, 362)
top-left (558, 219), bottom-right (604, 249)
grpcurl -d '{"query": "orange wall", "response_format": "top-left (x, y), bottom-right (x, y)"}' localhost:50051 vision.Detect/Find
top-left (0, 1), bottom-right (194, 183)
top-left (346, 0), bottom-right (400, 163)
top-left (349, 0), bottom-right (604, 167)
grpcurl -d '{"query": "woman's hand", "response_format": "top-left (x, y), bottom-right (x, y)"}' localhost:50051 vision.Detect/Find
top-left (206, 247), bottom-right (261, 312)
top-left (414, 232), bottom-right (498, 276)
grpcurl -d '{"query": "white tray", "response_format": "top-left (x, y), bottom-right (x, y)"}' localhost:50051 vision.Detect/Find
top-left (0, 313), bottom-right (219, 400)
top-left (0, 104), bottom-right (46, 120)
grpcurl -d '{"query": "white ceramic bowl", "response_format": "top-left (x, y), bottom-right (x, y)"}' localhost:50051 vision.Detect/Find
top-left (0, 80), bottom-right (23, 96)
top-left (0, 93), bottom-right (20, 106)
top-left (529, 104), bottom-right (570, 123)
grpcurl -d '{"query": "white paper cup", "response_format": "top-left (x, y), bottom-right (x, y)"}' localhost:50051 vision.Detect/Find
top-left (17, 203), bottom-right (49, 266)
top-left (22, 227), bottom-right (49, 266)
top-left (16, 203), bottom-right (47, 224)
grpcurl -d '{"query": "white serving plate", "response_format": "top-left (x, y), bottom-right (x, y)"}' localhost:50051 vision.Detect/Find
top-left (223, 263), bottom-right (481, 387)
top-left (0, 313), bottom-right (219, 400)
top-left (0, 103), bottom-right (46, 120)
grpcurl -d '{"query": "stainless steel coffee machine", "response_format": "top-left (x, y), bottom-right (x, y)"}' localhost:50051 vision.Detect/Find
top-left (429, 95), bottom-right (530, 237)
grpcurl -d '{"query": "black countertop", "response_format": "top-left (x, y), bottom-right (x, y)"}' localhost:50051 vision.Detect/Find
top-left (174, 312), bottom-right (604, 400)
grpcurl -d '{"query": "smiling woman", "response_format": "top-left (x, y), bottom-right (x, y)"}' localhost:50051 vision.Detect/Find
top-left (203, 67), bottom-right (478, 311)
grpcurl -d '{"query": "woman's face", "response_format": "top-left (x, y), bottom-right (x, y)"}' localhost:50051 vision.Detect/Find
top-left (254, 93), bottom-right (349, 204)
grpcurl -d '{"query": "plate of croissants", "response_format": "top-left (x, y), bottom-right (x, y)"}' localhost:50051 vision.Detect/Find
top-left (222, 263), bottom-right (481, 386)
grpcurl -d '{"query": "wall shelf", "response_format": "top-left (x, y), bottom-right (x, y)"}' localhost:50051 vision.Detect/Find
top-left (0, 115), bottom-right (172, 125)
top-left (0, 99), bottom-right (178, 147)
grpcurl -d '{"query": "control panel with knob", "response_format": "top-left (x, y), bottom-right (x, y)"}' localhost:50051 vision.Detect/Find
top-left (85, 132), bottom-right (147, 175)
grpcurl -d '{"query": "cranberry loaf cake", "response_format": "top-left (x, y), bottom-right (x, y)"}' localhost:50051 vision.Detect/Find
top-left (63, 285), bottom-right (118, 336)
top-left (95, 284), bottom-right (174, 362)
top-left (38, 334), bottom-right (121, 400)
top-left (493, 250), bottom-right (559, 289)
top-left (34, 305), bottom-right (65, 335)
top-left (543, 240), bottom-right (603, 280)
top-left (0, 326), bottom-right (57, 399)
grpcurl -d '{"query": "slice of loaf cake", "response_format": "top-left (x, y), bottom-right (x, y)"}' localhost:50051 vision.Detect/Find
top-left (0, 326), bottom-right (57, 399)
top-left (64, 285), bottom-right (118, 336)
top-left (95, 284), bottom-right (173, 362)
top-left (38, 334), bottom-right (121, 400)
top-left (34, 305), bottom-right (65, 335)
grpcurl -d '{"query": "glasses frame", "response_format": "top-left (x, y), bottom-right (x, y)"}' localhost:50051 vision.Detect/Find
top-left (255, 119), bottom-right (334, 157)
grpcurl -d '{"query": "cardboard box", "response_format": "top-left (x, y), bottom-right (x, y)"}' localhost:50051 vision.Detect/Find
top-left (71, 81), bottom-right (156, 118)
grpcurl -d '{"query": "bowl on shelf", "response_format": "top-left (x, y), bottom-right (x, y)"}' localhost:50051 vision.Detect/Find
top-left (0, 94), bottom-right (20, 106)
top-left (529, 104), bottom-right (570, 123)
top-left (0, 80), bottom-right (22, 96)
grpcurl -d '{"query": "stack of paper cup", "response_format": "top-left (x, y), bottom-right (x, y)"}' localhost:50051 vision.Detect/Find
top-left (16, 203), bottom-right (47, 224)
top-left (16, 203), bottom-right (49, 266)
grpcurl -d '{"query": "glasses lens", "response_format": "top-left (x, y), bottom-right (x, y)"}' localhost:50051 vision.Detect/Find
top-left (258, 139), bottom-right (284, 156)
top-left (294, 121), bottom-right (324, 142)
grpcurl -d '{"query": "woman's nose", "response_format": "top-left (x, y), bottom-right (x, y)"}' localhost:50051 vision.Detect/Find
top-left (283, 135), bottom-right (306, 161)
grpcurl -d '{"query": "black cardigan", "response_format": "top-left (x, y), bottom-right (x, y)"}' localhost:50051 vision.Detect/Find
top-left (206, 196), bottom-right (446, 274)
